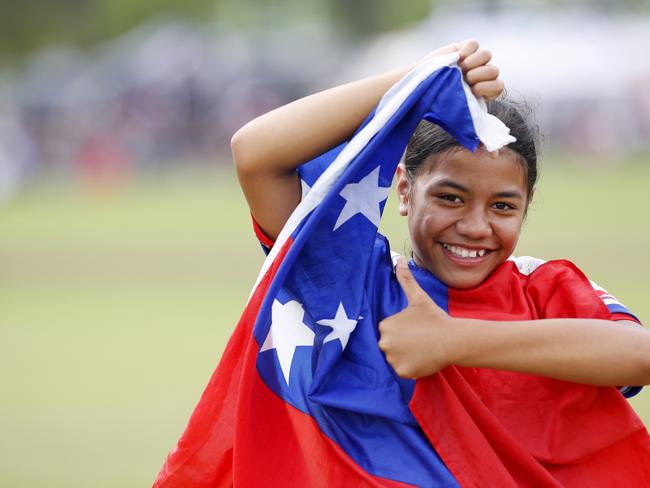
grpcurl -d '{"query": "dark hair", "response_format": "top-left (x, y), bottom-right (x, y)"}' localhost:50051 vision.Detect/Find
top-left (404, 98), bottom-right (540, 202)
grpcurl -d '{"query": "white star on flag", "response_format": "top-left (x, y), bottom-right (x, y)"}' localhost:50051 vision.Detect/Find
top-left (318, 302), bottom-right (358, 350)
top-left (261, 299), bottom-right (315, 385)
top-left (333, 166), bottom-right (390, 231)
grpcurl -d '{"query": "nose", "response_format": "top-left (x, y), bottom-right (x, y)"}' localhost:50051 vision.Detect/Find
top-left (456, 207), bottom-right (492, 240)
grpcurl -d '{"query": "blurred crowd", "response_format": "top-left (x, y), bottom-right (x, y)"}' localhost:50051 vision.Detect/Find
top-left (0, 20), bottom-right (343, 200)
top-left (1, 7), bottom-right (649, 201)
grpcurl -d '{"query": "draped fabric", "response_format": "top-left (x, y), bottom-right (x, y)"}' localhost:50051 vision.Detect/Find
top-left (153, 54), bottom-right (650, 487)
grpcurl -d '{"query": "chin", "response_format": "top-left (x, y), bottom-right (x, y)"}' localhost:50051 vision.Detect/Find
top-left (435, 263), bottom-right (494, 289)
top-left (436, 251), bottom-right (505, 289)
top-left (445, 275), bottom-right (486, 289)
top-left (415, 249), bottom-right (501, 289)
top-left (427, 266), bottom-right (488, 290)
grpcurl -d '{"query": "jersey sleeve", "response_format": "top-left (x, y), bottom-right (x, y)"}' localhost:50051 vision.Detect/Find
top-left (588, 280), bottom-right (641, 324)
top-left (524, 259), bottom-right (643, 398)
top-left (251, 214), bottom-right (275, 255)
top-left (587, 280), bottom-right (642, 398)
top-left (513, 256), bottom-right (641, 324)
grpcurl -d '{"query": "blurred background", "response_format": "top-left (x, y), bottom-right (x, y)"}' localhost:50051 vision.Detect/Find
top-left (1, 0), bottom-right (650, 486)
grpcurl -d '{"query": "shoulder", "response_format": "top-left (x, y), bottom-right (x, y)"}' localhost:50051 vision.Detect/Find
top-left (507, 254), bottom-right (596, 300)
top-left (508, 255), bottom-right (640, 323)
top-left (508, 255), bottom-right (593, 284)
top-left (507, 255), bottom-right (589, 280)
top-left (507, 255), bottom-right (548, 276)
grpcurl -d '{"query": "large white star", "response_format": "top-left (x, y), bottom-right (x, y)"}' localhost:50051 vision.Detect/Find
top-left (333, 166), bottom-right (390, 231)
top-left (260, 299), bottom-right (315, 385)
top-left (318, 302), bottom-right (358, 350)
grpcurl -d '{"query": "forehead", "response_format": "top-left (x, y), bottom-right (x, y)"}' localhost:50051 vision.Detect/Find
top-left (415, 147), bottom-right (527, 193)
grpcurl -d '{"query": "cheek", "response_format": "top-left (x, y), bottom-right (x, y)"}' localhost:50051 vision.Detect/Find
top-left (410, 208), bottom-right (438, 234)
top-left (409, 208), bottom-right (456, 246)
top-left (493, 218), bottom-right (524, 250)
top-left (407, 206), bottom-right (432, 242)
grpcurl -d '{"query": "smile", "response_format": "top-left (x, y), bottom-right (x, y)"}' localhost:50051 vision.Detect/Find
top-left (441, 242), bottom-right (488, 259)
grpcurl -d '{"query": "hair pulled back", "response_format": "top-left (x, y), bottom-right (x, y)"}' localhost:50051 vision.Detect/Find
top-left (404, 98), bottom-right (540, 202)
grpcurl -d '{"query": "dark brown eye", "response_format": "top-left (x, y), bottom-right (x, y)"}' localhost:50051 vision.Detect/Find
top-left (492, 202), bottom-right (515, 211)
top-left (437, 194), bottom-right (462, 204)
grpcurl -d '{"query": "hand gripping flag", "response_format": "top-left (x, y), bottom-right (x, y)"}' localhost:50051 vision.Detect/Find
top-left (153, 53), bottom-right (650, 487)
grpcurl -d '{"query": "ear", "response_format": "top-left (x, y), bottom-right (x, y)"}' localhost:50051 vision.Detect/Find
top-left (395, 163), bottom-right (411, 217)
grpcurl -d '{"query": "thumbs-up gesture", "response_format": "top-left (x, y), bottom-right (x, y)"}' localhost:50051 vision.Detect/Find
top-left (378, 257), bottom-right (459, 379)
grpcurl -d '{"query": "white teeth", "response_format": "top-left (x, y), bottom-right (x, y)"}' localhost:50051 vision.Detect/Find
top-left (442, 243), bottom-right (487, 259)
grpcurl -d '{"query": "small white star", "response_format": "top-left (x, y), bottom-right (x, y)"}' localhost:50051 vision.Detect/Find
top-left (333, 166), bottom-right (390, 231)
top-left (261, 299), bottom-right (315, 385)
top-left (318, 302), bottom-right (358, 350)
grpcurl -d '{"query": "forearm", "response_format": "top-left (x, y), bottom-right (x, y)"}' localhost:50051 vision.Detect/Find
top-left (231, 65), bottom-right (413, 176)
top-left (454, 318), bottom-right (650, 386)
top-left (231, 65), bottom-right (414, 240)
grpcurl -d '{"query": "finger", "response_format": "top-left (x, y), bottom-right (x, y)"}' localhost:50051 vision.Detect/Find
top-left (465, 64), bottom-right (500, 86)
top-left (378, 320), bottom-right (394, 353)
top-left (395, 257), bottom-right (429, 305)
top-left (378, 319), bottom-right (388, 337)
top-left (471, 79), bottom-right (505, 101)
top-left (459, 49), bottom-right (492, 73)
top-left (422, 40), bottom-right (469, 63)
top-left (456, 39), bottom-right (479, 62)
top-left (430, 43), bottom-right (459, 56)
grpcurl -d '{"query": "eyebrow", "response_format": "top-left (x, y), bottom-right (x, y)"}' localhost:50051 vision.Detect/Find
top-left (434, 179), bottom-right (468, 193)
top-left (433, 178), bottom-right (524, 200)
top-left (494, 190), bottom-right (524, 200)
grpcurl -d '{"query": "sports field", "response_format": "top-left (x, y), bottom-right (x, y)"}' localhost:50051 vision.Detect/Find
top-left (1, 160), bottom-right (649, 487)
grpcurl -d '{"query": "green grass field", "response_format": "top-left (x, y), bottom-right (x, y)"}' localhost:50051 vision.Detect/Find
top-left (1, 162), bottom-right (649, 487)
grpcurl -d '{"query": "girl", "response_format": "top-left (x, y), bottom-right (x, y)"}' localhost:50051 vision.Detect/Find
top-left (233, 41), bottom-right (650, 392)
top-left (231, 40), bottom-right (650, 485)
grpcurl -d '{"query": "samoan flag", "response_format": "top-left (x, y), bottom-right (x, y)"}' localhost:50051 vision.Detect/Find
top-left (153, 53), bottom-right (650, 487)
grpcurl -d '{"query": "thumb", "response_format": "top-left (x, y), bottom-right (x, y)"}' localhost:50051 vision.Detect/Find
top-left (395, 257), bottom-right (430, 305)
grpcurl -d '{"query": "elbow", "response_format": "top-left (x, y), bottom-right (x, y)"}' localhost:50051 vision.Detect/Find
top-left (230, 126), bottom-right (249, 173)
top-left (230, 123), bottom-right (258, 177)
top-left (230, 124), bottom-right (247, 157)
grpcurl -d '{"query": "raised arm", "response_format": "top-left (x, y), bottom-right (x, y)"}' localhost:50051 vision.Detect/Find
top-left (231, 41), bottom-right (503, 242)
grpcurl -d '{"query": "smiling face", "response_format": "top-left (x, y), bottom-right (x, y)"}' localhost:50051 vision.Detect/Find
top-left (397, 147), bottom-right (529, 289)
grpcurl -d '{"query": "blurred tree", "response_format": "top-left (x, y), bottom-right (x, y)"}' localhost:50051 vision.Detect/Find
top-left (0, 0), bottom-right (414, 66)
top-left (0, 0), bottom-right (217, 66)
top-left (328, 0), bottom-right (432, 38)
top-left (1, 0), bottom-right (648, 67)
